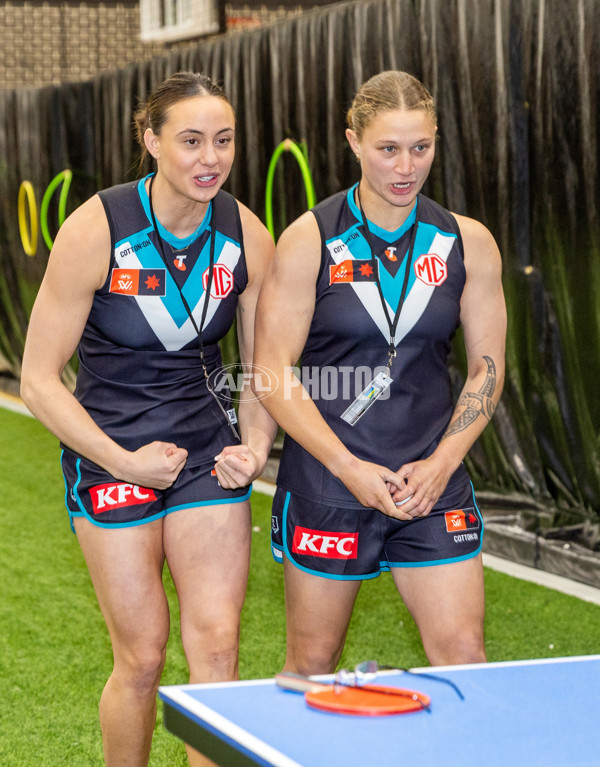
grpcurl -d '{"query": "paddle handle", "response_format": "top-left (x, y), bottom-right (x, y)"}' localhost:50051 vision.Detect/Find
top-left (275, 671), bottom-right (331, 693)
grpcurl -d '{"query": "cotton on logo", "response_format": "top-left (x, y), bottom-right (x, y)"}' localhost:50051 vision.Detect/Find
top-left (203, 264), bottom-right (234, 298)
top-left (414, 253), bottom-right (447, 286)
top-left (292, 526), bottom-right (358, 559)
top-left (89, 483), bottom-right (157, 514)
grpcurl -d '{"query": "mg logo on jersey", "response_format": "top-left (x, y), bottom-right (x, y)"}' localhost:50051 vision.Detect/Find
top-left (203, 264), bottom-right (234, 299)
top-left (89, 482), bottom-right (157, 514)
top-left (414, 253), bottom-right (448, 286)
top-left (292, 526), bottom-right (358, 559)
top-left (444, 509), bottom-right (480, 533)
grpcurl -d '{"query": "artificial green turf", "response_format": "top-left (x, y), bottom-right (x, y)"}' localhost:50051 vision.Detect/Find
top-left (1, 407), bottom-right (600, 766)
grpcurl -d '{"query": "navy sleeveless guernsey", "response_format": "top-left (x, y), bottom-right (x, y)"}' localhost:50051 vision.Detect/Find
top-left (276, 184), bottom-right (471, 508)
top-left (72, 175), bottom-right (248, 466)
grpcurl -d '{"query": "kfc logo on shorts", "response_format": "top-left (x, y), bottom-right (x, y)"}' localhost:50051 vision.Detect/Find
top-left (203, 264), bottom-right (234, 299)
top-left (444, 509), bottom-right (480, 533)
top-left (292, 526), bottom-right (358, 559)
top-left (89, 482), bottom-right (157, 514)
top-left (414, 253), bottom-right (447, 286)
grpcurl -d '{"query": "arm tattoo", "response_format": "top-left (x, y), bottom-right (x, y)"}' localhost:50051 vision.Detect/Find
top-left (441, 356), bottom-right (497, 441)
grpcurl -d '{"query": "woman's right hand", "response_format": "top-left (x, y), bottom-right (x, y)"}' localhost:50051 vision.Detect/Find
top-left (335, 457), bottom-right (415, 520)
top-left (118, 441), bottom-right (188, 490)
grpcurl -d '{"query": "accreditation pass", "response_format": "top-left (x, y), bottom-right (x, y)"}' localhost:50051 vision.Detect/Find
top-left (341, 371), bottom-right (393, 426)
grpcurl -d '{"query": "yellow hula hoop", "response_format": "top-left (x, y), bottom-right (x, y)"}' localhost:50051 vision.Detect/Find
top-left (18, 181), bottom-right (38, 256)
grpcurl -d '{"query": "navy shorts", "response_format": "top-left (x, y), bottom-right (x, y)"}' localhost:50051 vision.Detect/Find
top-left (61, 448), bottom-right (251, 530)
top-left (271, 484), bottom-right (483, 580)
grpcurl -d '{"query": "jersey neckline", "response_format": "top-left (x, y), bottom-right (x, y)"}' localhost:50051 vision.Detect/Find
top-left (346, 182), bottom-right (418, 244)
top-left (138, 173), bottom-right (212, 250)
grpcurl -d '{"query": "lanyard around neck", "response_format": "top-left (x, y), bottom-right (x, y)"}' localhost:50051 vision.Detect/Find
top-left (147, 173), bottom-right (215, 341)
top-left (356, 187), bottom-right (419, 371)
top-left (147, 174), bottom-right (240, 441)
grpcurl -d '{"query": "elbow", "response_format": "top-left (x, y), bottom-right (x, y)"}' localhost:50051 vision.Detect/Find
top-left (19, 363), bottom-right (51, 415)
top-left (19, 371), bottom-right (39, 412)
top-left (250, 368), bottom-right (274, 410)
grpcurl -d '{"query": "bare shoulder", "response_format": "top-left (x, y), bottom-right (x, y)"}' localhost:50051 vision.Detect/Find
top-left (50, 194), bottom-right (111, 290)
top-left (278, 209), bottom-right (321, 249)
top-left (236, 200), bottom-right (273, 248)
top-left (235, 200), bottom-right (275, 287)
top-left (259, 210), bottom-right (321, 302)
top-left (57, 193), bottom-right (109, 244)
top-left (452, 212), bottom-right (502, 276)
top-left (453, 212), bottom-right (497, 249)
top-left (276, 210), bottom-right (321, 268)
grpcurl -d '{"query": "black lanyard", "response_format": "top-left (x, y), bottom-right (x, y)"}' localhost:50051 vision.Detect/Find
top-left (356, 187), bottom-right (419, 372)
top-left (147, 174), bottom-right (240, 440)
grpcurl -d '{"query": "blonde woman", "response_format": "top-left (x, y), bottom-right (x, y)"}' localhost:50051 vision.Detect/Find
top-left (255, 71), bottom-right (506, 675)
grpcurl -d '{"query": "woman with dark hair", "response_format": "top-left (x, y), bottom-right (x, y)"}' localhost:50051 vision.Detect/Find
top-left (255, 70), bottom-right (506, 675)
top-left (21, 71), bottom-right (276, 766)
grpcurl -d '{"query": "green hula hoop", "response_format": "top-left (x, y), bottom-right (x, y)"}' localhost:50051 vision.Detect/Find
top-left (265, 139), bottom-right (316, 239)
top-left (40, 169), bottom-right (73, 251)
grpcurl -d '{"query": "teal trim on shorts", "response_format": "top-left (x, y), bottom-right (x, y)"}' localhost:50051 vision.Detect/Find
top-left (61, 449), bottom-right (78, 534)
top-left (165, 487), bottom-right (252, 514)
top-left (61, 451), bottom-right (252, 532)
top-left (62, 452), bottom-right (165, 531)
top-left (69, 509), bottom-right (167, 530)
top-left (382, 482), bottom-right (484, 569)
top-left (271, 542), bottom-right (283, 562)
top-left (280, 490), bottom-right (381, 582)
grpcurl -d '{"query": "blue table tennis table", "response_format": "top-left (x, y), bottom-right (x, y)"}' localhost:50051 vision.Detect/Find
top-left (159, 655), bottom-right (600, 766)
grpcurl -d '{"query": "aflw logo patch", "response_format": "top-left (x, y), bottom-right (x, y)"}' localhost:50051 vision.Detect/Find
top-left (110, 268), bottom-right (166, 296)
top-left (330, 259), bottom-right (377, 284)
top-left (444, 508), bottom-right (480, 533)
top-left (89, 483), bottom-right (157, 514)
top-left (292, 526), bottom-right (358, 559)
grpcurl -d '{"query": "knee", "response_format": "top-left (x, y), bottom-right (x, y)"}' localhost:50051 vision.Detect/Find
top-left (114, 644), bottom-right (167, 696)
top-left (184, 619), bottom-right (241, 680)
top-left (204, 622), bottom-right (240, 660)
top-left (286, 635), bottom-right (344, 676)
top-left (424, 626), bottom-right (486, 667)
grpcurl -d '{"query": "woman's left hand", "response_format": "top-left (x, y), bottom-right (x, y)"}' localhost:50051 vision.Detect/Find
top-left (213, 444), bottom-right (262, 489)
top-left (388, 455), bottom-right (454, 518)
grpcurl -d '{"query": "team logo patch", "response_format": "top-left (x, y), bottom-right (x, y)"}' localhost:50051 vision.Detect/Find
top-left (89, 483), bottom-right (157, 514)
top-left (110, 268), bottom-right (166, 296)
top-left (292, 526), bottom-right (358, 559)
top-left (414, 253), bottom-right (447, 286)
top-left (203, 264), bottom-right (234, 298)
top-left (329, 259), bottom-right (377, 284)
top-left (444, 508), bottom-right (480, 533)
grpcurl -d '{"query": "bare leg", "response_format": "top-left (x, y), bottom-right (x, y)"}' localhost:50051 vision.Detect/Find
top-left (282, 557), bottom-right (362, 675)
top-left (164, 501), bottom-right (252, 766)
top-left (391, 553), bottom-right (486, 666)
top-left (74, 517), bottom-right (169, 767)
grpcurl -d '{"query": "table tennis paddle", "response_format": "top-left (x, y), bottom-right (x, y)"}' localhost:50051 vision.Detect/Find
top-left (275, 671), bottom-right (430, 716)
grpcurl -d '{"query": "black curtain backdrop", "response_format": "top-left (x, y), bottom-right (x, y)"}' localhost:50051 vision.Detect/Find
top-left (0, 0), bottom-right (598, 516)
